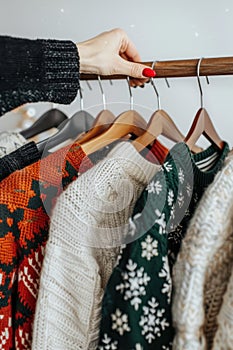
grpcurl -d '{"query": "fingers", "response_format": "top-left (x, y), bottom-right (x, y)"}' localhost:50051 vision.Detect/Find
top-left (130, 77), bottom-right (148, 88)
top-left (115, 56), bottom-right (156, 79)
top-left (77, 28), bottom-right (157, 79)
top-left (116, 30), bottom-right (156, 79)
top-left (120, 34), bottom-right (142, 63)
top-left (120, 52), bottom-right (149, 87)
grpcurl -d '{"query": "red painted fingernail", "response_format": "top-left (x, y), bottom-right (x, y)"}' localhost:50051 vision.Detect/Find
top-left (142, 68), bottom-right (156, 78)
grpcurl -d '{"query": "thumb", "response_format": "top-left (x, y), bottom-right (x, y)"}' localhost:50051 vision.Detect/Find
top-left (116, 57), bottom-right (156, 78)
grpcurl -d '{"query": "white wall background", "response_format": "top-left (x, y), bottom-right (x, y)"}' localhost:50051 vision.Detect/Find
top-left (0, 0), bottom-right (233, 147)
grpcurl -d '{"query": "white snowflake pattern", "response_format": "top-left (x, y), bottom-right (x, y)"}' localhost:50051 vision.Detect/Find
top-left (154, 209), bottom-right (166, 234)
top-left (139, 297), bottom-right (169, 343)
top-left (116, 259), bottom-right (151, 311)
top-left (167, 189), bottom-right (174, 206)
top-left (158, 256), bottom-right (172, 304)
top-left (170, 204), bottom-right (175, 220)
top-left (98, 334), bottom-right (118, 350)
top-left (186, 183), bottom-right (192, 197)
top-left (111, 309), bottom-right (131, 335)
top-left (169, 222), bottom-right (174, 230)
top-left (178, 168), bottom-right (185, 184)
top-left (177, 192), bottom-right (184, 208)
top-left (133, 344), bottom-right (144, 350)
top-left (162, 346), bottom-right (171, 350)
top-left (141, 235), bottom-right (158, 261)
top-left (163, 162), bottom-right (173, 172)
top-left (146, 180), bottom-right (162, 195)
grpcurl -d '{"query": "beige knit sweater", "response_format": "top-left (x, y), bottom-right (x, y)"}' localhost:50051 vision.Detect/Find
top-left (212, 258), bottom-right (233, 349)
top-left (32, 141), bottom-right (159, 350)
top-left (172, 155), bottom-right (233, 350)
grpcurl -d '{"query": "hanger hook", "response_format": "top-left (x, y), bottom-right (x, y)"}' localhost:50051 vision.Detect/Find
top-left (79, 85), bottom-right (84, 111)
top-left (126, 76), bottom-right (133, 110)
top-left (85, 80), bottom-right (92, 91)
top-left (165, 78), bottom-right (170, 88)
top-left (98, 75), bottom-right (106, 110)
top-left (197, 57), bottom-right (204, 108)
top-left (151, 61), bottom-right (161, 109)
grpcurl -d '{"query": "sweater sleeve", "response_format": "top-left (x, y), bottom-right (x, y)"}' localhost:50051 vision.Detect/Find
top-left (0, 36), bottom-right (80, 116)
top-left (0, 142), bottom-right (40, 181)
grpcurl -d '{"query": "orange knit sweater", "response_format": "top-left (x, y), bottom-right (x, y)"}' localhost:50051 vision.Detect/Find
top-left (0, 142), bottom-right (93, 350)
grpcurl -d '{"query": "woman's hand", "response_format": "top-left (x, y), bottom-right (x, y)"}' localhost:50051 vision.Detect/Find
top-left (77, 28), bottom-right (156, 87)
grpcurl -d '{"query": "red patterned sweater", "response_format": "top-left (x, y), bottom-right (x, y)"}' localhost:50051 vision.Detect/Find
top-left (0, 143), bottom-right (93, 350)
top-left (0, 137), bottom-right (167, 349)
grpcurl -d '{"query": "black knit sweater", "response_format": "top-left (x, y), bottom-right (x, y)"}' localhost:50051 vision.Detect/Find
top-left (0, 36), bottom-right (80, 116)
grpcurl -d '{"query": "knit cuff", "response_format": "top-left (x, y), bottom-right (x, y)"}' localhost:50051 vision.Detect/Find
top-left (17, 141), bottom-right (40, 165)
top-left (0, 142), bottom-right (40, 181)
top-left (0, 36), bottom-right (80, 116)
top-left (40, 39), bottom-right (80, 104)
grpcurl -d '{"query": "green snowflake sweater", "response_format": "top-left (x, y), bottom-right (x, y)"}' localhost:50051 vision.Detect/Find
top-left (97, 142), bottom-right (229, 350)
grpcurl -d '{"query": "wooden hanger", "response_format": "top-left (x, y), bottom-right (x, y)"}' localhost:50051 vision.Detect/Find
top-left (184, 58), bottom-right (224, 151)
top-left (81, 76), bottom-right (150, 155)
top-left (81, 109), bottom-right (147, 155)
top-left (78, 109), bottom-right (116, 144)
top-left (81, 76), bottom-right (198, 157)
top-left (133, 109), bottom-right (203, 153)
top-left (133, 109), bottom-right (183, 152)
top-left (132, 76), bottom-right (203, 154)
top-left (184, 107), bottom-right (224, 151)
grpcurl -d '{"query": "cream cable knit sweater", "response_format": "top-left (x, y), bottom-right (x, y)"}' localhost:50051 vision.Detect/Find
top-left (32, 141), bottom-right (159, 350)
top-left (212, 258), bottom-right (233, 349)
top-left (172, 155), bottom-right (233, 350)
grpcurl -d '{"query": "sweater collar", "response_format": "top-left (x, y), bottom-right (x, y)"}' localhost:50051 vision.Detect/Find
top-left (190, 141), bottom-right (229, 188)
top-left (167, 141), bottom-right (229, 190)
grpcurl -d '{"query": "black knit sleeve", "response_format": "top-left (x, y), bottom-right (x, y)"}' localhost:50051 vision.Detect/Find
top-left (0, 142), bottom-right (40, 181)
top-left (0, 36), bottom-right (80, 116)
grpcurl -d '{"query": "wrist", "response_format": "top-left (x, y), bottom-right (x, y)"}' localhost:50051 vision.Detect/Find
top-left (76, 42), bottom-right (99, 74)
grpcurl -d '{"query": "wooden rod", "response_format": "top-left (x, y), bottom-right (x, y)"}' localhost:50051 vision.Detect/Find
top-left (80, 56), bottom-right (233, 80)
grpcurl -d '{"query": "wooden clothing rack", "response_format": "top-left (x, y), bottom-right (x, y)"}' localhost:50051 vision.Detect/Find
top-left (80, 56), bottom-right (233, 80)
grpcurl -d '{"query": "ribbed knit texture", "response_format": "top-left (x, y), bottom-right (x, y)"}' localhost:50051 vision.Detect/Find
top-left (142, 138), bottom-right (169, 165)
top-left (0, 141), bottom-right (40, 181)
top-left (213, 254), bottom-right (233, 350)
top-left (0, 36), bottom-right (79, 116)
top-left (0, 131), bottom-right (27, 157)
top-left (204, 209), bottom-right (233, 349)
top-left (172, 155), bottom-right (233, 350)
top-left (0, 142), bottom-right (92, 350)
top-left (32, 141), bottom-right (159, 350)
top-left (98, 142), bottom-right (229, 350)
